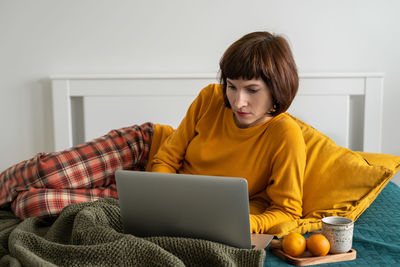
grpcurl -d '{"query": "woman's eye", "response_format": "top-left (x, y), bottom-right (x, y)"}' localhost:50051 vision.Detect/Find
top-left (248, 89), bottom-right (258, 94)
top-left (228, 85), bottom-right (236, 90)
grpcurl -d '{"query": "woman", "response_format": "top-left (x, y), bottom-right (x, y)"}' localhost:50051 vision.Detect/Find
top-left (0, 31), bottom-right (305, 234)
top-left (151, 31), bottom-right (305, 233)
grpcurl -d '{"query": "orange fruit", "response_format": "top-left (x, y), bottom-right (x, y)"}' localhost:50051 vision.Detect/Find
top-left (281, 232), bottom-right (306, 257)
top-left (306, 234), bottom-right (330, 256)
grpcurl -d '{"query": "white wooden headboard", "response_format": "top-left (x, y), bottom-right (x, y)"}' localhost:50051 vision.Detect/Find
top-left (51, 73), bottom-right (384, 153)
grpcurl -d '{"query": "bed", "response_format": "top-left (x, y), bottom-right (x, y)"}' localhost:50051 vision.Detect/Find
top-left (1, 73), bottom-right (399, 266)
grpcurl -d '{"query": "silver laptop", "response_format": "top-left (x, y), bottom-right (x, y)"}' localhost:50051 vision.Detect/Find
top-left (115, 170), bottom-right (256, 249)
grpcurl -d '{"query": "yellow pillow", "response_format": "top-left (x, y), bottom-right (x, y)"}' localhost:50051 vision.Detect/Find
top-left (145, 124), bottom-right (175, 171)
top-left (268, 114), bottom-right (400, 237)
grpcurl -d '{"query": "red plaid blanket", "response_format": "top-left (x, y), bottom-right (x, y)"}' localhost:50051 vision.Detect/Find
top-left (0, 123), bottom-right (154, 219)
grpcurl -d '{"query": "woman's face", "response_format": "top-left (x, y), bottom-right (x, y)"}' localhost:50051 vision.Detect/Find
top-left (226, 78), bottom-right (274, 128)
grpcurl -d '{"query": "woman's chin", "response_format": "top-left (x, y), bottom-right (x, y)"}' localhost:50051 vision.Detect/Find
top-left (234, 115), bottom-right (272, 129)
top-left (234, 118), bottom-right (252, 128)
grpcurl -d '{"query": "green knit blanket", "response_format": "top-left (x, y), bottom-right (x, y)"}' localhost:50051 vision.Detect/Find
top-left (0, 198), bottom-right (265, 266)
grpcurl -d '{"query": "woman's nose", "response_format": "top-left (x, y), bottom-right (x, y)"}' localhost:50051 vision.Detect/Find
top-left (235, 91), bottom-right (247, 108)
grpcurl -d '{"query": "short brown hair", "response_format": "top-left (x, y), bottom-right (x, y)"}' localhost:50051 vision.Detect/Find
top-left (219, 31), bottom-right (299, 116)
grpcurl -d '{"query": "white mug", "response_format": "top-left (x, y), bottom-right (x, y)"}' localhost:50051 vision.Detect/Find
top-left (321, 216), bottom-right (354, 254)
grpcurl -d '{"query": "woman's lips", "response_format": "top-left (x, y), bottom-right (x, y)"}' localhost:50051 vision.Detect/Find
top-left (236, 111), bottom-right (250, 116)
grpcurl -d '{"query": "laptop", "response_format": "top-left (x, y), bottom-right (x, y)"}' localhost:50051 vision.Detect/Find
top-left (115, 170), bottom-right (273, 249)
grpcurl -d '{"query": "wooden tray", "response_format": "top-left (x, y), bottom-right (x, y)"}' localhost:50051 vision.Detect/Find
top-left (269, 239), bottom-right (356, 266)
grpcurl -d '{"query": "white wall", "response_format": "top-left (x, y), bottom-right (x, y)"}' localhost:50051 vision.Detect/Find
top-left (1, 0), bottom-right (399, 184)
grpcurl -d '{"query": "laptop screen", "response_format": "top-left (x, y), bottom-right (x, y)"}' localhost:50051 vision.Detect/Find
top-left (115, 170), bottom-right (252, 249)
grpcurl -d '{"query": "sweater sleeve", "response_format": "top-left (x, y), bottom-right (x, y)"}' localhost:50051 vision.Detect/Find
top-left (249, 122), bottom-right (306, 233)
top-left (150, 85), bottom-right (213, 173)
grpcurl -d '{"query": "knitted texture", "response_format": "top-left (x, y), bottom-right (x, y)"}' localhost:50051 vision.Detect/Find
top-left (1, 198), bottom-right (265, 266)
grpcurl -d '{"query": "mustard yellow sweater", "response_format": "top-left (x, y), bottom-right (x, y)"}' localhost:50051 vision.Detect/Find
top-left (150, 84), bottom-right (306, 233)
